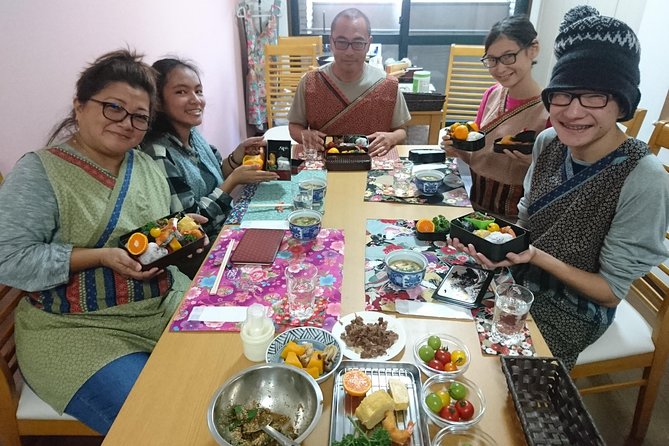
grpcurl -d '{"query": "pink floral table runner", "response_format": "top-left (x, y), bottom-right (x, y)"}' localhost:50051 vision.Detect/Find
top-left (170, 228), bottom-right (344, 333)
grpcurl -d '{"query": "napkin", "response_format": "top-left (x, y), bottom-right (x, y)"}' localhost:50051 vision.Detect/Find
top-left (395, 300), bottom-right (473, 320)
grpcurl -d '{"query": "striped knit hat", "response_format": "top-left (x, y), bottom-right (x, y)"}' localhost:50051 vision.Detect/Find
top-left (542, 5), bottom-right (641, 121)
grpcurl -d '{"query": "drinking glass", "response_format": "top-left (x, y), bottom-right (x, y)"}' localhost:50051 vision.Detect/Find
top-left (293, 188), bottom-right (313, 210)
top-left (392, 160), bottom-right (414, 197)
top-left (490, 283), bottom-right (534, 345)
top-left (301, 130), bottom-right (322, 162)
top-left (285, 262), bottom-right (319, 320)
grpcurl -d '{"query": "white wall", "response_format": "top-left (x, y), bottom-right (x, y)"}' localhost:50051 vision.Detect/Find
top-left (0, 0), bottom-right (246, 176)
top-left (531, 0), bottom-right (668, 141)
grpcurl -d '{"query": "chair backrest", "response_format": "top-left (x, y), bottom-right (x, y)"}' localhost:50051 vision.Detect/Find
top-left (647, 120), bottom-right (669, 173)
top-left (620, 107), bottom-right (647, 138)
top-left (277, 36), bottom-right (323, 55)
top-left (0, 285), bottom-right (23, 430)
top-left (442, 44), bottom-right (496, 125)
top-left (264, 43), bottom-right (319, 128)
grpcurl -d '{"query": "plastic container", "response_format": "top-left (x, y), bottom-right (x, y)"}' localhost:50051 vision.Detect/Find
top-left (240, 304), bottom-right (275, 361)
top-left (412, 70), bottom-right (431, 93)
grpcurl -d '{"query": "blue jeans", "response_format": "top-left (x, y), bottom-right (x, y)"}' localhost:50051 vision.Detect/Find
top-left (64, 351), bottom-right (149, 434)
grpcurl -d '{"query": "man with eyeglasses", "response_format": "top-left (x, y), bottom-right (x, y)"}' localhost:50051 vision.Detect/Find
top-left (453, 6), bottom-right (669, 371)
top-left (288, 8), bottom-right (410, 157)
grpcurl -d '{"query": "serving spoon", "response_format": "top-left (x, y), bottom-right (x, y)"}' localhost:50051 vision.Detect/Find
top-left (261, 424), bottom-right (300, 446)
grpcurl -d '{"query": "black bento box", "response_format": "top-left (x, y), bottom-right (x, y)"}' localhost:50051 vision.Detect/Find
top-left (118, 212), bottom-right (206, 271)
top-left (450, 213), bottom-right (530, 262)
top-left (408, 148), bottom-right (446, 164)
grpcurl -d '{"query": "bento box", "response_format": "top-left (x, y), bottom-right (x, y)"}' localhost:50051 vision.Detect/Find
top-left (324, 135), bottom-right (371, 171)
top-left (450, 212), bottom-right (529, 262)
top-left (118, 212), bottom-right (206, 270)
top-left (493, 130), bottom-right (536, 155)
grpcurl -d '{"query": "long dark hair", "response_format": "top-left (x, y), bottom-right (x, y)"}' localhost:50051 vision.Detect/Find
top-left (47, 49), bottom-right (157, 145)
top-left (484, 15), bottom-right (538, 55)
top-left (145, 58), bottom-right (201, 141)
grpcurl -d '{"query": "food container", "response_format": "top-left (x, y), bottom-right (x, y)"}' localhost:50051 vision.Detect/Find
top-left (288, 209), bottom-right (322, 241)
top-left (412, 333), bottom-right (470, 378)
top-left (431, 426), bottom-right (497, 446)
top-left (403, 92), bottom-right (446, 111)
top-left (384, 249), bottom-right (428, 289)
top-left (450, 131), bottom-right (486, 152)
top-left (421, 374), bottom-right (486, 429)
top-left (118, 212), bottom-right (205, 271)
top-left (408, 148), bottom-right (446, 164)
top-left (415, 219), bottom-right (449, 242)
top-left (450, 214), bottom-right (530, 262)
top-left (493, 130), bottom-right (536, 155)
top-left (265, 327), bottom-right (342, 384)
top-left (414, 170), bottom-right (445, 196)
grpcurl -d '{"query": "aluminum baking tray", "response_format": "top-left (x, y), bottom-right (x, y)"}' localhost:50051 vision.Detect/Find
top-left (329, 360), bottom-right (430, 445)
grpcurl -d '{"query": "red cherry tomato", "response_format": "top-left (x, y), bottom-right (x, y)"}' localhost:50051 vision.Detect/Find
top-left (455, 399), bottom-right (475, 420)
top-left (439, 405), bottom-right (461, 421)
top-left (427, 359), bottom-right (445, 371)
top-left (435, 348), bottom-right (451, 364)
top-left (443, 362), bottom-right (457, 372)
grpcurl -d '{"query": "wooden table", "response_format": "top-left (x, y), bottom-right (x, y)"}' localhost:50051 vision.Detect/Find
top-left (407, 111), bottom-right (443, 145)
top-left (103, 146), bottom-right (549, 446)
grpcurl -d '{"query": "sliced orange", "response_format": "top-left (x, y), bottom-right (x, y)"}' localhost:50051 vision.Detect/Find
top-left (127, 232), bottom-right (148, 255)
top-left (452, 124), bottom-right (469, 141)
top-left (466, 121), bottom-right (479, 132)
top-left (242, 155), bottom-right (264, 169)
top-left (343, 370), bottom-right (372, 397)
top-left (416, 218), bottom-right (435, 233)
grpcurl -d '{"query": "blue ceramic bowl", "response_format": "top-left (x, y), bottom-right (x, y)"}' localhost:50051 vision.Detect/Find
top-left (298, 178), bottom-right (327, 203)
top-left (288, 209), bottom-right (322, 240)
top-left (384, 249), bottom-right (428, 289)
top-left (414, 170), bottom-right (445, 196)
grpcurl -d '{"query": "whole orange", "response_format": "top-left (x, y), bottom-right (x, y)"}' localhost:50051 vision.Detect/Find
top-left (452, 124), bottom-right (469, 140)
top-left (466, 121), bottom-right (479, 132)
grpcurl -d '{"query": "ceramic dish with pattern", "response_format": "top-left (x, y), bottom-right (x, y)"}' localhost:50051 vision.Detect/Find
top-left (265, 327), bottom-right (342, 384)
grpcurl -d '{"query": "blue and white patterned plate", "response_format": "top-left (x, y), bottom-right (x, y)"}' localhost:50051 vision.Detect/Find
top-left (265, 327), bottom-right (342, 384)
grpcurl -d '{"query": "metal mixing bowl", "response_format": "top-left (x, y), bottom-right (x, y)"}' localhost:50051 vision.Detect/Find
top-left (207, 363), bottom-right (323, 446)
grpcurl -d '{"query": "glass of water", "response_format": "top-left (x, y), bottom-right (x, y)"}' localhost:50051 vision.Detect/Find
top-left (490, 283), bottom-right (534, 345)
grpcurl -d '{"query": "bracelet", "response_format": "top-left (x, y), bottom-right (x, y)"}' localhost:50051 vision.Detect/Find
top-left (227, 153), bottom-right (241, 168)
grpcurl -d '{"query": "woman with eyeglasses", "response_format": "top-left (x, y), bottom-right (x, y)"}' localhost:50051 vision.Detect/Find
top-left (441, 15), bottom-right (549, 219)
top-left (142, 59), bottom-right (278, 263)
top-left (0, 50), bottom-right (196, 433)
top-left (453, 6), bottom-right (669, 370)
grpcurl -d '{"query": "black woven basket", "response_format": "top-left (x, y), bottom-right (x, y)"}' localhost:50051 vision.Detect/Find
top-left (403, 92), bottom-right (446, 111)
top-left (500, 356), bottom-right (605, 446)
top-left (324, 153), bottom-right (371, 171)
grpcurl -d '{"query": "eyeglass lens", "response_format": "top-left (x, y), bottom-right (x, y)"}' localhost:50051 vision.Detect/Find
top-left (333, 39), bottom-right (367, 51)
top-left (548, 92), bottom-right (609, 108)
top-left (101, 102), bottom-right (150, 130)
top-left (481, 48), bottom-right (523, 68)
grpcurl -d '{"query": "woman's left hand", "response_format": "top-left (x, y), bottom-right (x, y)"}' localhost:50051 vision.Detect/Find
top-left (449, 236), bottom-right (536, 270)
top-left (186, 213), bottom-right (210, 250)
top-left (366, 132), bottom-right (396, 156)
top-left (235, 136), bottom-right (266, 159)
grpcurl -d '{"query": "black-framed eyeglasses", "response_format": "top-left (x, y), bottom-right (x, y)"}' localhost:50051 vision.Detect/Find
top-left (480, 47), bottom-right (526, 68)
top-left (547, 92), bottom-right (611, 109)
top-left (88, 98), bottom-right (151, 131)
top-left (332, 39), bottom-right (369, 51)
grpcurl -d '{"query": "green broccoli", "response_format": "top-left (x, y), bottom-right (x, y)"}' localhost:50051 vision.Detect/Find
top-left (432, 214), bottom-right (450, 233)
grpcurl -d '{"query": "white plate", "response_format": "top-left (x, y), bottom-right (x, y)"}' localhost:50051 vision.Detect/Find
top-left (331, 311), bottom-right (406, 361)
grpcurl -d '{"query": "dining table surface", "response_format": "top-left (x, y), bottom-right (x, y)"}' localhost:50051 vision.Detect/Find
top-left (102, 145), bottom-right (551, 446)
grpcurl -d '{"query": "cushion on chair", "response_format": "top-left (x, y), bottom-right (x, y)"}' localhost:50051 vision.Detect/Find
top-left (16, 381), bottom-right (79, 421)
top-left (576, 298), bottom-right (654, 365)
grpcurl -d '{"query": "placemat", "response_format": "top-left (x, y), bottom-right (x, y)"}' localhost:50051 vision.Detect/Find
top-left (473, 305), bottom-right (536, 357)
top-left (364, 159), bottom-right (471, 207)
top-left (364, 218), bottom-right (478, 312)
top-left (370, 147), bottom-right (399, 170)
top-left (170, 227), bottom-right (344, 332)
top-left (225, 170), bottom-right (328, 225)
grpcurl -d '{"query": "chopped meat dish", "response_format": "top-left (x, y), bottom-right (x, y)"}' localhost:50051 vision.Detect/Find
top-left (218, 402), bottom-right (296, 446)
top-left (341, 316), bottom-right (399, 358)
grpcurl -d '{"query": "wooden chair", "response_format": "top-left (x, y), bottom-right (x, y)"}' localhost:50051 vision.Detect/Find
top-left (442, 44), bottom-right (496, 125)
top-left (647, 120), bottom-right (669, 172)
top-left (264, 43), bottom-right (319, 128)
top-left (0, 285), bottom-right (99, 446)
top-left (571, 241), bottom-right (669, 442)
top-left (277, 36), bottom-right (323, 55)
top-left (620, 107), bottom-right (647, 138)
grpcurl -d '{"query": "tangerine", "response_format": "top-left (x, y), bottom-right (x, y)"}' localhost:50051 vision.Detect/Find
top-left (149, 227), bottom-right (162, 238)
top-left (242, 155), bottom-right (264, 168)
top-left (466, 121), bottom-right (479, 132)
top-left (452, 124), bottom-right (469, 140)
top-left (327, 147), bottom-right (340, 154)
top-left (449, 122), bottom-right (462, 132)
top-left (342, 370), bottom-right (372, 397)
top-left (416, 218), bottom-right (435, 233)
top-left (127, 232), bottom-right (148, 255)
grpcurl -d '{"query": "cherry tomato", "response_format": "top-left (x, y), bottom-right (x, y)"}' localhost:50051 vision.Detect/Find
top-left (435, 348), bottom-right (451, 364)
top-left (436, 389), bottom-right (451, 407)
top-left (425, 392), bottom-right (444, 413)
top-left (418, 345), bottom-right (435, 362)
top-left (427, 335), bottom-right (442, 350)
top-left (455, 399), bottom-right (475, 421)
top-left (427, 359), bottom-right (445, 371)
top-left (439, 405), bottom-right (461, 421)
top-left (443, 362), bottom-right (457, 372)
top-left (449, 382), bottom-right (467, 400)
top-left (451, 350), bottom-right (467, 367)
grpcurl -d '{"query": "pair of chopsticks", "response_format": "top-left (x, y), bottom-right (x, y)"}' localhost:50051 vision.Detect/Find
top-left (246, 202), bottom-right (293, 209)
top-left (211, 240), bottom-right (236, 294)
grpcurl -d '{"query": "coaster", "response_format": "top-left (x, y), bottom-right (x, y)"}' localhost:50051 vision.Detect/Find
top-left (472, 305), bottom-right (536, 357)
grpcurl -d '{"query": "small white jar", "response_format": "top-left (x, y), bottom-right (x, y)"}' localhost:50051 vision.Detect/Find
top-left (240, 304), bottom-right (275, 362)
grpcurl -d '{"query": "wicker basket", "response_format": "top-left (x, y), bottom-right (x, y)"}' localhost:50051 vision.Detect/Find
top-left (500, 356), bottom-right (605, 446)
top-left (402, 92), bottom-right (446, 111)
top-left (324, 153), bottom-right (371, 171)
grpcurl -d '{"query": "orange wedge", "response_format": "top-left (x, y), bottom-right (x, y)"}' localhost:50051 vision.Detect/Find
top-left (343, 370), bottom-right (372, 397)
top-left (127, 232), bottom-right (148, 255)
top-left (416, 218), bottom-right (436, 233)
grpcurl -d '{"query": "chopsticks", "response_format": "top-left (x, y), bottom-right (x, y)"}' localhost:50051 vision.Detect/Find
top-left (246, 202), bottom-right (293, 209)
top-left (211, 240), bottom-right (236, 294)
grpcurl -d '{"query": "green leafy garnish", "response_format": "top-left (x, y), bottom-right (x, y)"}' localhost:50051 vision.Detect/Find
top-left (432, 214), bottom-right (450, 233)
top-left (331, 416), bottom-right (391, 446)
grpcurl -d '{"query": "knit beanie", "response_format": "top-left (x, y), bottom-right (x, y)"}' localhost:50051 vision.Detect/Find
top-left (542, 5), bottom-right (641, 121)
